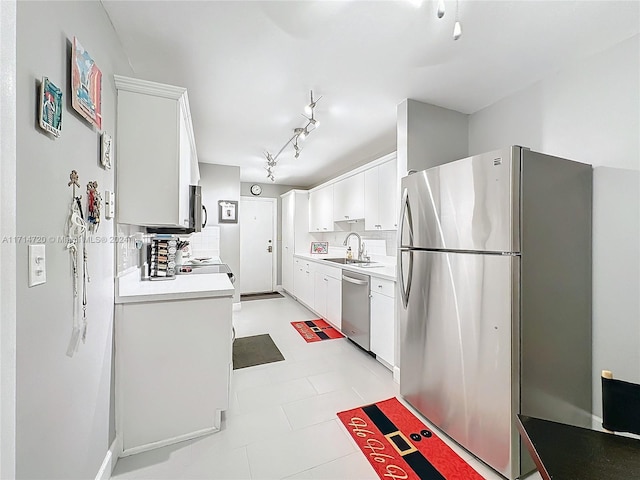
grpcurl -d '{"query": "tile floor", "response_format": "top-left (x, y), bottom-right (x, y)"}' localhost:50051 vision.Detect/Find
top-left (111, 293), bottom-right (541, 480)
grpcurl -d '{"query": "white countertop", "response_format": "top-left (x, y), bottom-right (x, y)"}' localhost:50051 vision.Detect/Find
top-left (116, 269), bottom-right (235, 304)
top-left (294, 252), bottom-right (397, 281)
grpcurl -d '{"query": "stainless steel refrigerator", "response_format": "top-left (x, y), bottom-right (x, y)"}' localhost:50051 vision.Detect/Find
top-left (398, 146), bottom-right (593, 479)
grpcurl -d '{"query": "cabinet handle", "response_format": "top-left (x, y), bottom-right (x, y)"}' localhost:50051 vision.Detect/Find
top-left (324, 278), bottom-right (328, 282)
top-left (323, 228), bottom-right (327, 230)
top-left (344, 215), bottom-right (349, 219)
top-left (378, 284), bottom-right (383, 288)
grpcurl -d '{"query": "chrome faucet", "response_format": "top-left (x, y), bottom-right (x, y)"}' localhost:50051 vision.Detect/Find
top-left (343, 232), bottom-right (363, 261)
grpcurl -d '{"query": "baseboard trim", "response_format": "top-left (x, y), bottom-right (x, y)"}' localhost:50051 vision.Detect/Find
top-left (232, 302), bottom-right (241, 311)
top-left (393, 366), bottom-right (400, 384)
top-left (95, 436), bottom-right (121, 480)
top-left (120, 426), bottom-right (218, 458)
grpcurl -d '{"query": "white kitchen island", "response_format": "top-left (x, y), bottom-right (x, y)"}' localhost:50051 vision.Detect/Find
top-left (115, 270), bottom-right (234, 456)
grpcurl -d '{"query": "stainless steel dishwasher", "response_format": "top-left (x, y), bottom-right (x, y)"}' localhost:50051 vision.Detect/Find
top-left (341, 270), bottom-right (371, 350)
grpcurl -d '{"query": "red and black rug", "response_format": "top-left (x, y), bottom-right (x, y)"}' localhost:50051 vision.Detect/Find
top-left (337, 397), bottom-right (485, 480)
top-left (290, 319), bottom-right (344, 343)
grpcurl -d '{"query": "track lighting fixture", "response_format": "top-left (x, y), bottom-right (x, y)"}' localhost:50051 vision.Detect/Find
top-left (436, 0), bottom-right (463, 40)
top-left (263, 90), bottom-right (322, 182)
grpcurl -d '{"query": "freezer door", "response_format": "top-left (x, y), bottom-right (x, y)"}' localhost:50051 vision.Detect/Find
top-left (400, 146), bottom-right (520, 253)
top-left (399, 250), bottom-right (519, 479)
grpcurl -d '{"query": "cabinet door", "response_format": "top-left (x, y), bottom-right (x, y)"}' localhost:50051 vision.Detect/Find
top-left (378, 159), bottom-right (398, 230)
top-left (364, 166), bottom-right (379, 230)
top-left (293, 259), bottom-right (305, 300)
top-left (310, 186), bottom-right (334, 232)
top-left (370, 291), bottom-right (394, 366)
top-left (314, 272), bottom-right (328, 319)
top-left (326, 275), bottom-right (342, 330)
top-left (333, 173), bottom-right (364, 221)
top-left (282, 195), bottom-right (294, 293)
top-left (309, 190), bottom-right (321, 232)
top-left (178, 110), bottom-right (192, 228)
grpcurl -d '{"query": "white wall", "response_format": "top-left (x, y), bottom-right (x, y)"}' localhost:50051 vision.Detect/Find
top-left (200, 164), bottom-right (241, 303)
top-left (1, 1), bottom-right (17, 477)
top-left (468, 34), bottom-right (640, 416)
top-left (15, 1), bottom-right (133, 478)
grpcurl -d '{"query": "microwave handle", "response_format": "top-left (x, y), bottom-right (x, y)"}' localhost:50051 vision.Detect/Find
top-left (202, 205), bottom-right (207, 229)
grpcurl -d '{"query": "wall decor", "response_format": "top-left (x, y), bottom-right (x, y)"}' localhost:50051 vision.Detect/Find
top-left (100, 132), bottom-right (112, 169)
top-left (71, 36), bottom-right (102, 129)
top-left (218, 200), bottom-right (238, 224)
top-left (310, 241), bottom-right (329, 254)
top-left (38, 77), bottom-right (63, 137)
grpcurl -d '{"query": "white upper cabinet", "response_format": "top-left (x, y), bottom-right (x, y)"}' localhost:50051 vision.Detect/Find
top-left (115, 75), bottom-right (199, 228)
top-left (364, 157), bottom-right (398, 231)
top-left (333, 172), bottom-right (365, 221)
top-left (309, 184), bottom-right (334, 232)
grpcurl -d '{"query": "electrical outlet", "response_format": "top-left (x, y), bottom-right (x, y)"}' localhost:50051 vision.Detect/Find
top-left (28, 244), bottom-right (46, 287)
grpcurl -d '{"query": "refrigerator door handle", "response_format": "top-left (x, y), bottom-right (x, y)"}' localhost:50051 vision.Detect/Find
top-left (399, 187), bottom-right (414, 248)
top-left (398, 188), bottom-right (414, 309)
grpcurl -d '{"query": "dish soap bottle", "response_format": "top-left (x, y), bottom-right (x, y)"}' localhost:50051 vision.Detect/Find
top-left (346, 246), bottom-right (353, 260)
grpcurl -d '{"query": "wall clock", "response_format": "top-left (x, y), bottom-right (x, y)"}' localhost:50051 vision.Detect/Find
top-left (250, 184), bottom-right (262, 196)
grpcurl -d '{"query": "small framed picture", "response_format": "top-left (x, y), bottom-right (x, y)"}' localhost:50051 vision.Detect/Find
top-left (311, 241), bottom-right (329, 254)
top-left (39, 77), bottom-right (63, 137)
top-left (218, 200), bottom-right (238, 224)
top-left (100, 132), bottom-right (112, 169)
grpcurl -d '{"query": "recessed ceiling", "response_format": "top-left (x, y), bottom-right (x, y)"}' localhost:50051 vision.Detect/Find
top-left (101, 0), bottom-right (639, 187)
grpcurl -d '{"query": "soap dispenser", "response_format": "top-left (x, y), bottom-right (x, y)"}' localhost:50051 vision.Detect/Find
top-left (346, 246), bottom-right (353, 260)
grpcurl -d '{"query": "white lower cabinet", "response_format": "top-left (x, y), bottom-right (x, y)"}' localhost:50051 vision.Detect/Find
top-left (313, 264), bottom-right (342, 330)
top-left (293, 258), bottom-right (314, 308)
top-left (115, 295), bottom-right (232, 455)
top-left (370, 277), bottom-right (395, 367)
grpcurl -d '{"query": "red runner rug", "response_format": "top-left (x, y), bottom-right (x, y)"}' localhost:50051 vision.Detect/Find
top-left (337, 397), bottom-right (486, 480)
top-left (290, 319), bottom-right (344, 342)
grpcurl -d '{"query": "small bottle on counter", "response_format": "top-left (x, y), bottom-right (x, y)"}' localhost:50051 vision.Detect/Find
top-left (346, 246), bottom-right (353, 260)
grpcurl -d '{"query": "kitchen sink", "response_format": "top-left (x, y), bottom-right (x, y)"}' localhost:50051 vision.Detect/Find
top-left (322, 258), bottom-right (382, 267)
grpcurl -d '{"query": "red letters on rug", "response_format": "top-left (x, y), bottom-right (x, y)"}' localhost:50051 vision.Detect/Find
top-left (337, 397), bottom-right (485, 480)
top-left (290, 319), bottom-right (344, 343)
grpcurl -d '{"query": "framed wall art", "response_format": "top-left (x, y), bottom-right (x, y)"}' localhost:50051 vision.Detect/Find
top-left (311, 242), bottom-right (329, 254)
top-left (71, 36), bottom-right (102, 129)
top-left (38, 77), bottom-right (63, 137)
top-left (218, 200), bottom-right (238, 224)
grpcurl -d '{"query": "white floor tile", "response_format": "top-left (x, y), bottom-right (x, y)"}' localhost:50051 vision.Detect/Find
top-left (245, 420), bottom-right (355, 479)
top-left (306, 452), bottom-right (377, 479)
top-left (181, 445), bottom-right (251, 479)
top-left (282, 389), bottom-right (364, 430)
top-left (235, 376), bottom-right (317, 413)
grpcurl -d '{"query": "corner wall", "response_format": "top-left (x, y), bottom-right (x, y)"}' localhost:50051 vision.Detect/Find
top-left (200, 164), bottom-right (241, 302)
top-left (468, 34), bottom-right (640, 417)
top-left (15, 1), bottom-right (133, 478)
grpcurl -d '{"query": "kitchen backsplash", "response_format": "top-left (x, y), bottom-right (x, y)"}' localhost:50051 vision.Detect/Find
top-left (186, 225), bottom-right (221, 259)
top-left (310, 222), bottom-right (397, 258)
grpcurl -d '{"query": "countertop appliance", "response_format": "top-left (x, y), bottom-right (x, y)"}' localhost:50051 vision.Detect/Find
top-left (341, 270), bottom-right (371, 350)
top-left (398, 146), bottom-right (593, 479)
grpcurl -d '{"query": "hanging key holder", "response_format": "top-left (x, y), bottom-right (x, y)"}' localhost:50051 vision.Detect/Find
top-left (86, 180), bottom-right (102, 232)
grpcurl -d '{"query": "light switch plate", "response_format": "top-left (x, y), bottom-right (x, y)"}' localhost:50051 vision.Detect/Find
top-left (105, 190), bottom-right (114, 219)
top-left (28, 244), bottom-right (46, 287)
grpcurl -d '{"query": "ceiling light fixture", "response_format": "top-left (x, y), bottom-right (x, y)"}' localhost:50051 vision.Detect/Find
top-left (263, 90), bottom-right (322, 182)
top-left (453, 0), bottom-right (462, 40)
top-left (436, 0), bottom-right (462, 40)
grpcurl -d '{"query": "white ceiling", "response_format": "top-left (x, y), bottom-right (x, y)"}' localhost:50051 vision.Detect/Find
top-left (101, 0), bottom-right (639, 187)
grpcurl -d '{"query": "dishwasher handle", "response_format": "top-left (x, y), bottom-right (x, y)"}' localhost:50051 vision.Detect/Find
top-left (342, 275), bottom-right (368, 286)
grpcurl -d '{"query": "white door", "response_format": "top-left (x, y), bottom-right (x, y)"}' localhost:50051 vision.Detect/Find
top-left (239, 197), bottom-right (276, 294)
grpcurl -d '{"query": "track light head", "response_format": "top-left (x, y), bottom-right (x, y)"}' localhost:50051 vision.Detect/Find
top-left (453, 20), bottom-right (462, 40)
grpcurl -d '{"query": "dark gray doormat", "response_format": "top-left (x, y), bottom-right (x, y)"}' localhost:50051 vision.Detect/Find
top-left (240, 292), bottom-right (284, 301)
top-left (233, 334), bottom-right (285, 370)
